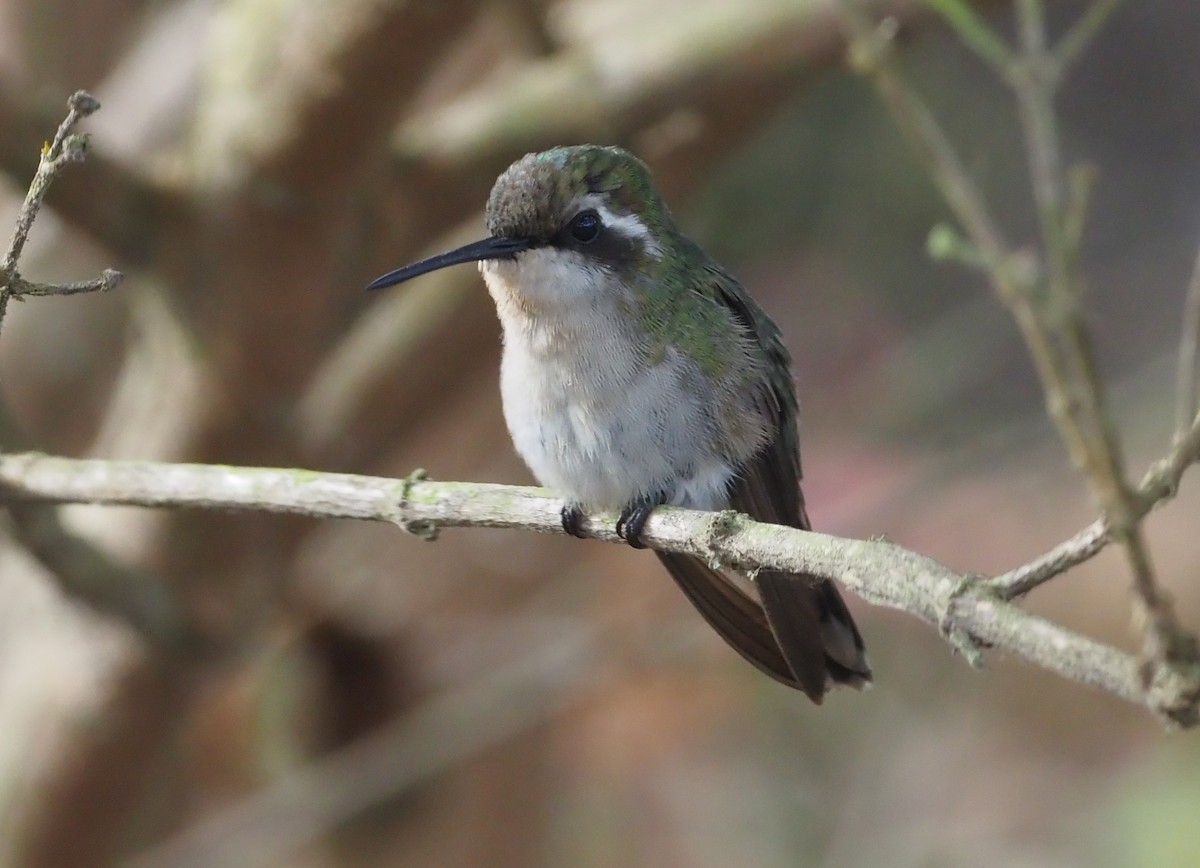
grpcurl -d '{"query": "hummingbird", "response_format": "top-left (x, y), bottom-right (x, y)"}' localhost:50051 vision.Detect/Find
top-left (367, 145), bottom-right (870, 702)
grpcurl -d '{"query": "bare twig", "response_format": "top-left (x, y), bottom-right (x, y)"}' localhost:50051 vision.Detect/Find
top-left (0, 93), bottom-right (192, 653)
top-left (1176, 241), bottom-right (1200, 443)
top-left (840, 6), bottom-right (1019, 293)
top-left (2, 91), bottom-right (99, 270)
top-left (1057, 0), bottom-right (1125, 77)
top-left (991, 517), bottom-right (1108, 597)
top-left (0, 452), bottom-right (1196, 725)
top-left (921, 0), bottom-right (1013, 77)
top-left (4, 268), bottom-right (124, 298)
top-left (0, 83), bottom-right (192, 266)
top-left (0, 91), bottom-right (125, 334)
top-left (838, 0), bottom-right (1199, 684)
top-left (992, 408), bottom-right (1200, 596)
top-left (1010, 0), bottom-right (1184, 677)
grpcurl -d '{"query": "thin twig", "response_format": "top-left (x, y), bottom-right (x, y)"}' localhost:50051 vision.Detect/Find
top-left (0, 452), bottom-right (1196, 725)
top-left (841, 6), bottom-right (1017, 289)
top-left (5, 268), bottom-right (124, 298)
top-left (1011, 0), bottom-right (1187, 676)
top-left (839, 0), bottom-right (1198, 683)
top-left (0, 91), bottom-right (123, 334)
top-left (1175, 241), bottom-right (1200, 443)
top-left (1056, 0), bottom-right (1125, 77)
top-left (921, 0), bottom-right (1014, 78)
top-left (0, 93), bottom-right (185, 652)
top-left (991, 517), bottom-right (1107, 597)
top-left (2, 91), bottom-right (99, 272)
top-left (992, 408), bottom-right (1200, 597)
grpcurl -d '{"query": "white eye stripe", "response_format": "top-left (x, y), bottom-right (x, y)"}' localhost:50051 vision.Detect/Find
top-left (578, 196), bottom-right (663, 257)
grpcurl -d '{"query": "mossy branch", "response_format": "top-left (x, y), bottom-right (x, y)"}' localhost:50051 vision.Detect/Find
top-left (0, 452), bottom-right (1197, 726)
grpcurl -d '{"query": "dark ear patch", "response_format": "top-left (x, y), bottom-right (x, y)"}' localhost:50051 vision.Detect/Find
top-left (590, 229), bottom-right (640, 272)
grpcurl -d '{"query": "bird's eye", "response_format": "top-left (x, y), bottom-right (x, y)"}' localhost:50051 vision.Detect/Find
top-left (569, 209), bottom-right (602, 244)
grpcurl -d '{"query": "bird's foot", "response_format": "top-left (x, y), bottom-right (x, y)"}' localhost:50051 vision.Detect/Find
top-left (561, 504), bottom-right (588, 539)
top-left (616, 495), bottom-right (664, 549)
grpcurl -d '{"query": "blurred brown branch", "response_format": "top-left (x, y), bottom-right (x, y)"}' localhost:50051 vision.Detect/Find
top-left (191, 0), bottom-right (485, 194)
top-left (837, 0), bottom-right (1200, 692)
top-left (0, 452), bottom-right (1197, 725)
top-left (129, 614), bottom-right (603, 868)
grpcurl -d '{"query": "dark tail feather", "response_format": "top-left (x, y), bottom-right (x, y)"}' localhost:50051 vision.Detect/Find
top-left (756, 570), bottom-right (871, 699)
top-left (658, 553), bottom-right (870, 703)
top-left (656, 552), bottom-right (804, 690)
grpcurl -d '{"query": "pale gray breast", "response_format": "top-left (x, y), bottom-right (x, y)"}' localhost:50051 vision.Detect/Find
top-left (499, 319), bottom-right (739, 507)
top-left (482, 252), bottom-right (759, 509)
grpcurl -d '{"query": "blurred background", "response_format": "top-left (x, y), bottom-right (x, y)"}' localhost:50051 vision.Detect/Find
top-left (0, 0), bottom-right (1198, 865)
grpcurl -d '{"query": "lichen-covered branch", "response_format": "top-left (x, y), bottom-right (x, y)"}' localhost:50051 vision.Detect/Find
top-left (0, 91), bottom-right (125, 333)
top-left (192, 0), bottom-right (482, 192)
top-left (0, 452), bottom-right (1195, 726)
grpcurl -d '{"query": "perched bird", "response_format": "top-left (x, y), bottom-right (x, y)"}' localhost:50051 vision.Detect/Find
top-left (368, 145), bottom-right (870, 701)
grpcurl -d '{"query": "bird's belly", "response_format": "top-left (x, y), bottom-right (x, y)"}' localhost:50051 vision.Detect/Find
top-left (499, 344), bottom-right (734, 510)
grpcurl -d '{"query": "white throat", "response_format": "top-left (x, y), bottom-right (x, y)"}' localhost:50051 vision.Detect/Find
top-left (479, 249), bottom-right (632, 346)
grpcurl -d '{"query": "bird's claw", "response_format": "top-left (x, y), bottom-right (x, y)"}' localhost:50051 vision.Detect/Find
top-left (561, 504), bottom-right (588, 539)
top-left (616, 502), bottom-right (657, 549)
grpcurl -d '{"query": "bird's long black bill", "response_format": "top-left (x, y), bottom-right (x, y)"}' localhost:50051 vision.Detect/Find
top-left (365, 236), bottom-right (533, 291)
